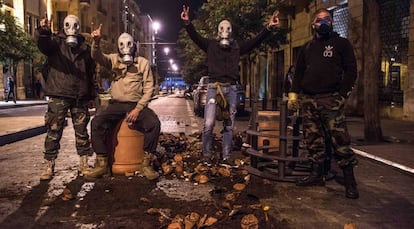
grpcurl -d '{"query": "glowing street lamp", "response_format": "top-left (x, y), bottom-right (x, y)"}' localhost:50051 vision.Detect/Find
top-left (171, 63), bottom-right (178, 72)
top-left (152, 21), bottom-right (160, 34)
top-left (164, 47), bottom-right (170, 56)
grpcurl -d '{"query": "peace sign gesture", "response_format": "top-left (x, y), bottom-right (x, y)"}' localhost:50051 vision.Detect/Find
top-left (40, 12), bottom-right (51, 30)
top-left (91, 23), bottom-right (102, 43)
top-left (268, 10), bottom-right (280, 28)
top-left (181, 5), bottom-right (190, 25)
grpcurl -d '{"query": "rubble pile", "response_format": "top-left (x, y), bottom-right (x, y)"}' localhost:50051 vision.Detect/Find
top-left (57, 131), bottom-right (280, 228)
top-left (142, 132), bottom-right (275, 228)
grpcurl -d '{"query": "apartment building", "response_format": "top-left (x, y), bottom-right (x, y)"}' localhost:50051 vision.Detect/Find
top-left (1, 0), bottom-right (155, 100)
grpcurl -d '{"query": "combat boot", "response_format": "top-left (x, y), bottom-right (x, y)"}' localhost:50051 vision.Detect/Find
top-left (78, 155), bottom-right (89, 176)
top-left (296, 162), bottom-right (325, 186)
top-left (83, 155), bottom-right (108, 179)
top-left (343, 165), bottom-right (359, 199)
top-left (40, 159), bottom-right (55, 181)
top-left (141, 153), bottom-right (159, 180)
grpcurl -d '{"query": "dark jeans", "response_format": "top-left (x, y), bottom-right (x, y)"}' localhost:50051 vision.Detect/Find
top-left (91, 101), bottom-right (161, 156)
top-left (6, 89), bottom-right (16, 103)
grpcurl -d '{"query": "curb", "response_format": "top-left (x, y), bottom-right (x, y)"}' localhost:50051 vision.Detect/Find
top-left (0, 102), bottom-right (47, 110)
top-left (0, 126), bottom-right (47, 146)
top-left (353, 148), bottom-right (414, 174)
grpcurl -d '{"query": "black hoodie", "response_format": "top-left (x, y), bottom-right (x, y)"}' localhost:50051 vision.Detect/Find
top-left (291, 32), bottom-right (357, 97)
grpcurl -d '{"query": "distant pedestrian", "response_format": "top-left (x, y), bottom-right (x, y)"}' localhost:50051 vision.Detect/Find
top-left (35, 14), bottom-right (97, 181)
top-left (283, 65), bottom-right (294, 98)
top-left (288, 8), bottom-right (359, 199)
top-left (34, 79), bottom-right (42, 99)
top-left (5, 76), bottom-right (16, 103)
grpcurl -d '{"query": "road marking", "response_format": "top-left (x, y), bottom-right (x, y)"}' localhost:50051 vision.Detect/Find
top-left (352, 147), bottom-right (414, 174)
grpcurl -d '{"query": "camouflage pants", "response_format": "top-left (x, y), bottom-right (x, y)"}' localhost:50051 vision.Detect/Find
top-left (301, 92), bottom-right (357, 168)
top-left (44, 97), bottom-right (91, 160)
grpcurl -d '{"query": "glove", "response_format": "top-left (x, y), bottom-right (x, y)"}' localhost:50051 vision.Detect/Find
top-left (287, 92), bottom-right (300, 110)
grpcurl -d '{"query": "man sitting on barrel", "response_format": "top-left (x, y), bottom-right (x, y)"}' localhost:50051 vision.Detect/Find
top-left (84, 24), bottom-right (160, 180)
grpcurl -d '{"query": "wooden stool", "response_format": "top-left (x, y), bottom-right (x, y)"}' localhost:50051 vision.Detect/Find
top-left (111, 120), bottom-right (145, 174)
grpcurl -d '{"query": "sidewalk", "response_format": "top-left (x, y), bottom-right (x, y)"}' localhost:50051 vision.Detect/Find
top-left (0, 99), bottom-right (47, 110)
top-left (1, 99), bottom-right (413, 174)
top-left (0, 100), bottom-right (48, 146)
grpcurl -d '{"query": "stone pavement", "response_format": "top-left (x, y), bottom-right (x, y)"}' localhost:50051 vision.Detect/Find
top-left (0, 99), bottom-right (413, 174)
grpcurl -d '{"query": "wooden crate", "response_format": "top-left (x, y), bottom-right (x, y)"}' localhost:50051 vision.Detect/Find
top-left (257, 111), bottom-right (280, 153)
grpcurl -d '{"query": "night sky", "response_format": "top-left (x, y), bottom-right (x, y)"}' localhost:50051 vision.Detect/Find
top-left (135, 0), bottom-right (206, 42)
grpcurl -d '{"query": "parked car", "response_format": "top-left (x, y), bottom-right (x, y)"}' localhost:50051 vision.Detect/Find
top-left (193, 76), bottom-right (245, 116)
top-left (235, 84), bottom-right (245, 113)
top-left (193, 76), bottom-right (209, 116)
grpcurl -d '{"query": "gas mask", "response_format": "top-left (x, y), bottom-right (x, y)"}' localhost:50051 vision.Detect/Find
top-left (63, 15), bottom-right (80, 47)
top-left (118, 33), bottom-right (137, 65)
top-left (218, 20), bottom-right (232, 49)
top-left (314, 18), bottom-right (332, 37)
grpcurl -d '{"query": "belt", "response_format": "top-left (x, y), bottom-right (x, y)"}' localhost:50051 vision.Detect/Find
top-left (109, 100), bottom-right (137, 104)
top-left (304, 92), bottom-right (338, 99)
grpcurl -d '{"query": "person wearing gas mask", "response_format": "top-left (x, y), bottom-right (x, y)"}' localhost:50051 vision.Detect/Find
top-left (181, 6), bottom-right (279, 165)
top-left (83, 24), bottom-right (160, 180)
top-left (288, 8), bottom-right (359, 199)
top-left (35, 15), bottom-right (97, 181)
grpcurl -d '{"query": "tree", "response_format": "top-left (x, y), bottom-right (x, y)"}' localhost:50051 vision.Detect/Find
top-left (0, 10), bottom-right (40, 74)
top-left (362, 0), bottom-right (383, 142)
top-left (177, 0), bottom-right (287, 84)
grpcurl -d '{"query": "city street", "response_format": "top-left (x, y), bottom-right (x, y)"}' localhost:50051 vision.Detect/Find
top-left (0, 95), bottom-right (413, 228)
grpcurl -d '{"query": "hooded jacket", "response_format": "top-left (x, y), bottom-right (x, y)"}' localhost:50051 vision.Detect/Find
top-left (291, 32), bottom-right (357, 97)
top-left (35, 28), bottom-right (96, 100)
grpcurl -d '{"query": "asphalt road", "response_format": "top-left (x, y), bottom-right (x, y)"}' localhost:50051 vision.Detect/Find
top-left (0, 95), bottom-right (413, 228)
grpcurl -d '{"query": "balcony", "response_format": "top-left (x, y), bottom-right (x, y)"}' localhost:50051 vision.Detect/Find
top-left (97, 5), bottom-right (107, 16)
top-left (79, 0), bottom-right (90, 7)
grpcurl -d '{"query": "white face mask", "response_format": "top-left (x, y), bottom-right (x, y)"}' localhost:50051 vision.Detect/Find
top-left (218, 20), bottom-right (232, 48)
top-left (118, 33), bottom-right (136, 65)
top-left (63, 15), bottom-right (80, 47)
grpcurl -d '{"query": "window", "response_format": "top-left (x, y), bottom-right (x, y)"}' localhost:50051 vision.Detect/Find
top-left (26, 15), bottom-right (32, 35)
top-left (57, 11), bottom-right (68, 31)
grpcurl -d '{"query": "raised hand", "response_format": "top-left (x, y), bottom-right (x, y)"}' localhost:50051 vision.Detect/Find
top-left (268, 10), bottom-right (280, 28)
top-left (91, 23), bottom-right (102, 43)
top-left (181, 5), bottom-right (190, 24)
top-left (40, 12), bottom-right (51, 30)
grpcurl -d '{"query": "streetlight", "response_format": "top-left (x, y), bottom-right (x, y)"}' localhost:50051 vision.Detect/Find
top-left (152, 21), bottom-right (160, 35)
top-left (170, 63), bottom-right (179, 93)
top-left (163, 47), bottom-right (170, 56)
top-left (171, 63), bottom-right (178, 72)
top-left (151, 20), bottom-right (161, 95)
top-left (123, 1), bottom-right (129, 32)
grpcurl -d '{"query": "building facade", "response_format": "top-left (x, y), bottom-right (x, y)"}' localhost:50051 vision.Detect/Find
top-left (0, 0), bottom-right (155, 100)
